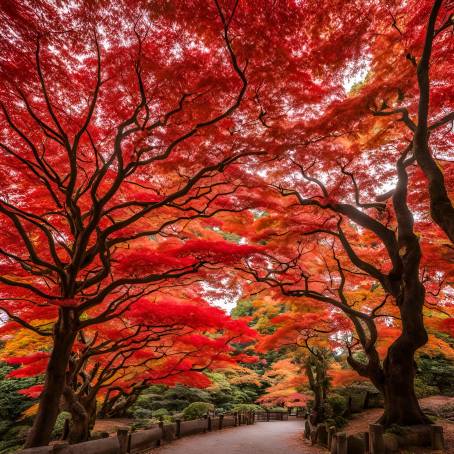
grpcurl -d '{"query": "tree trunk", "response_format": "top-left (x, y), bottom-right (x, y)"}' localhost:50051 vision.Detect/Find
top-left (378, 338), bottom-right (430, 426)
top-left (378, 287), bottom-right (430, 427)
top-left (310, 384), bottom-right (325, 425)
top-left (25, 312), bottom-right (77, 448)
top-left (102, 386), bottom-right (144, 418)
top-left (67, 406), bottom-right (90, 444)
top-left (62, 386), bottom-right (99, 443)
top-left (305, 357), bottom-right (326, 425)
top-left (87, 397), bottom-right (97, 432)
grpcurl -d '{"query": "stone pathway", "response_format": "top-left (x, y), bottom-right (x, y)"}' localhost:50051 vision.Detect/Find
top-left (149, 420), bottom-right (324, 454)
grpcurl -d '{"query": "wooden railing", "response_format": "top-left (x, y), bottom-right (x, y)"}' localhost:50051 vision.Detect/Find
top-left (18, 411), bottom-right (256, 454)
top-left (254, 411), bottom-right (289, 422)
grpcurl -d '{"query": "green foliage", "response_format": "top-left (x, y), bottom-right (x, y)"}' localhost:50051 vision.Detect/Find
top-left (0, 361), bottom-right (41, 452)
top-left (182, 402), bottom-right (214, 420)
top-left (268, 406), bottom-right (287, 413)
top-left (152, 408), bottom-right (170, 418)
top-left (131, 419), bottom-right (155, 430)
top-left (130, 384), bottom-right (210, 414)
top-left (132, 407), bottom-right (153, 419)
top-left (416, 354), bottom-right (454, 396)
top-left (325, 394), bottom-right (348, 417)
top-left (130, 370), bottom-right (263, 420)
top-left (0, 425), bottom-right (30, 454)
top-left (231, 300), bottom-right (255, 318)
top-left (0, 363), bottom-right (38, 424)
top-left (414, 377), bottom-right (439, 398)
top-left (231, 403), bottom-right (261, 412)
top-left (51, 411), bottom-right (71, 439)
top-left (325, 416), bottom-right (348, 429)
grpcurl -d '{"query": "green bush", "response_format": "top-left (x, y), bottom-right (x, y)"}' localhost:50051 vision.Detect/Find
top-left (132, 407), bottom-right (153, 419)
top-left (334, 416), bottom-right (348, 428)
top-left (51, 411), bottom-right (71, 439)
top-left (326, 394), bottom-right (348, 417)
top-left (416, 353), bottom-right (454, 396)
top-left (152, 408), bottom-right (170, 418)
top-left (182, 402), bottom-right (214, 420)
top-left (0, 425), bottom-right (30, 454)
top-left (231, 403), bottom-right (261, 413)
top-left (414, 377), bottom-right (439, 398)
top-left (0, 361), bottom-right (40, 445)
top-left (268, 406), bottom-right (287, 413)
top-left (131, 419), bottom-right (156, 430)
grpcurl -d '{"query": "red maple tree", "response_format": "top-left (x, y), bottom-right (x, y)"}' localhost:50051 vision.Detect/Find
top-left (0, 0), bottom-right (263, 446)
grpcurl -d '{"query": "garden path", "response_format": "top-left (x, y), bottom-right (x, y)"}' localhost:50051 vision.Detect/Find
top-left (149, 419), bottom-right (324, 454)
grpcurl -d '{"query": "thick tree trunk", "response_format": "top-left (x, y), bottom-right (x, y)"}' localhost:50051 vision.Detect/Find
top-left (378, 283), bottom-right (430, 427)
top-left (379, 342), bottom-right (429, 426)
top-left (25, 312), bottom-right (77, 448)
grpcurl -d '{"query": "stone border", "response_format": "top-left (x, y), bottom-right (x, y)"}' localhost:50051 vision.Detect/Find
top-left (304, 418), bottom-right (445, 454)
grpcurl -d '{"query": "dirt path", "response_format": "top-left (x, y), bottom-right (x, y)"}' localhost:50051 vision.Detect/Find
top-left (149, 420), bottom-right (323, 454)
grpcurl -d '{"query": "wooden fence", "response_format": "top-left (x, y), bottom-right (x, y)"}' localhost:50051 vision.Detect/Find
top-left (304, 418), bottom-right (445, 454)
top-left (254, 411), bottom-right (289, 422)
top-left (18, 412), bottom-right (256, 454)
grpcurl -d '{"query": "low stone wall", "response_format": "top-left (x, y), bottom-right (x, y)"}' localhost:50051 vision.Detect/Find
top-left (304, 418), bottom-right (445, 454)
top-left (18, 412), bottom-right (256, 454)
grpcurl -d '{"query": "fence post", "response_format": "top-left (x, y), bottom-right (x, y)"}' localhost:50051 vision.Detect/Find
top-left (336, 432), bottom-right (347, 454)
top-left (364, 391), bottom-right (370, 409)
top-left (157, 420), bottom-right (164, 446)
top-left (266, 410), bottom-right (270, 422)
top-left (207, 414), bottom-right (212, 432)
top-left (219, 414), bottom-right (224, 430)
top-left (330, 434), bottom-right (337, 454)
top-left (176, 419), bottom-right (181, 438)
top-left (369, 424), bottom-right (384, 454)
top-left (304, 419), bottom-right (311, 440)
top-left (431, 425), bottom-right (444, 450)
top-left (234, 412), bottom-right (238, 426)
top-left (317, 424), bottom-right (328, 447)
top-left (117, 428), bottom-right (129, 454)
top-left (327, 426), bottom-right (336, 450)
top-left (363, 431), bottom-right (370, 452)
